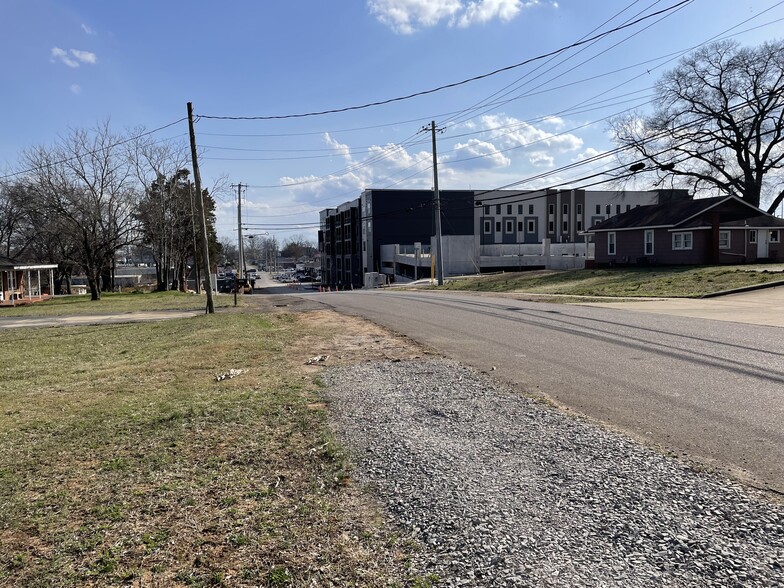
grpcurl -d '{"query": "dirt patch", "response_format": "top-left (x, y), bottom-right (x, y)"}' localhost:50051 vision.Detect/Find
top-left (292, 310), bottom-right (432, 370)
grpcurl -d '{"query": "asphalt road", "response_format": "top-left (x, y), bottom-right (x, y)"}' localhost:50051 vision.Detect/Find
top-left (299, 288), bottom-right (784, 495)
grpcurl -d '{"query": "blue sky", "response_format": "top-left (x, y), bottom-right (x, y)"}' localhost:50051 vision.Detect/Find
top-left (2, 0), bottom-right (783, 244)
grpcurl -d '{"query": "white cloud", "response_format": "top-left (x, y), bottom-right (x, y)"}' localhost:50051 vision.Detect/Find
top-left (81, 23), bottom-right (96, 35)
top-left (70, 49), bottom-right (97, 64)
top-left (480, 114), bottom-right (583, 153)
top-left (528, 151), bottom-right (554, 167)
top-left (454, 0), bottom-right (526, 28)
top-left (450, 139), bottom-right (511, 169)
top-left (323, 133), bottom-right (352, 160)
top-left (69, 84), bottom-right (82, 95)
top-left (572, 147), bottom-right (601, 162)
top-left (51, 47), bottom-right (79, 68)
top-left (368, 0), bottom-right (545, 33)
top-left (50, 47), bottom-right (98, 67)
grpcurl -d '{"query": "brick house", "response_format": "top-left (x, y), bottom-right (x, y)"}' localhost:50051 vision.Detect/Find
top-left (586, 195), bottom-right (784, 266)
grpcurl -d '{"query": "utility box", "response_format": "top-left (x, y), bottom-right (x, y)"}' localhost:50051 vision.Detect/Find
top-left (363, 272), bottom-right (387, 289)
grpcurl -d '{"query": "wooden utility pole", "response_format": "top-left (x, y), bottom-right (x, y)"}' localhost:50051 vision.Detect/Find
top-left (425, 120), bottom-right (445, 286)
top-left (187, 102), bottom-right (215, 313)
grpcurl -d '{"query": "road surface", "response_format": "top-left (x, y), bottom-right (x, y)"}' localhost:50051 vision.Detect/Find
top-left (300, 288), bottom-right (783, 494)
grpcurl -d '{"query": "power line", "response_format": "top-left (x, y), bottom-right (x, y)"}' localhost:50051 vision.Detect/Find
top-left (0, 118), bottom-right (188, 181)
top-left (196, 1), bottom-right (692, 122)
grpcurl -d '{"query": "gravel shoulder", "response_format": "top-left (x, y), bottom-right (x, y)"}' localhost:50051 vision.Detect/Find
top-left (323, 359), bottom-right (784, 588)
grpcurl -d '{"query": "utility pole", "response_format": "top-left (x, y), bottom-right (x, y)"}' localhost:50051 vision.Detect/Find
top-left (188, 182), bottom-right (201, 293)
top-left (423, 121), bottom-right (445, 285)
top-left (232, 183), bottom-right (245, 280)
top-left (187, 102), bottom-right (215, 313)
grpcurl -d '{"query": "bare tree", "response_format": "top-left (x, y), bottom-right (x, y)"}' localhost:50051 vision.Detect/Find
top-left (610, 40), bottom-right (784, 212)
top-left (22, 121), bottom-right (141, 300)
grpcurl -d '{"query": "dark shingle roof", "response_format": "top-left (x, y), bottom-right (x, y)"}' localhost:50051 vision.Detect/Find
top-left (588, 196), bottom-right (727, 231)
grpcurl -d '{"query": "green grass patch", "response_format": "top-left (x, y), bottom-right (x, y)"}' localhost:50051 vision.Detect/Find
top-left (0, 290), bottom-right (235, 317)
top-left (0, 311), bottom-right (413, 586)
top-left (442, 265), bottom-right (784, 298)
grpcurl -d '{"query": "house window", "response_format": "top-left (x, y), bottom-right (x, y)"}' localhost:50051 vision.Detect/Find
top-left (563, 204), bottom-right (569, 215)
top-left (527, 220), bottom-right (535, 233)
top-left (484, 220), bottom-right (492, 234)
top-left (771, 230), bottom-right (781, 243)
top-left (608, 232), bottom-right (616, 255)
top-left (719, 231), bottom-right (731, 249)
top-left (484, 205), bottom-right (490, 215)
top-left (626, 204), bottom-right (632, 212)
top-left (562, 220), bottom-right (569, 232)
top-left (749, 231), bottom-right (757, 244)
top-left (507, 204), bottom-right (513, 215)
top-left (576, 203), bottom-right (583, 216)
top-left (529, 204), bottom-right (534, 215)
top-left (596, 204), bottom-right (601, 214)
top-left (496, 205), bottom-right (501, 214)
top-left (644, 230), bottom-right (654, 255)
top-left (549, 203), bottom-right (555, 215)
top-left (496, 221), bottom-right (501, 232)
top-left (518, 205), bottom-right (523, 215)
top-left (548, 221), bottom-right (554, 233)
top-left (606, 204), bottom-right (611, 215)
top-left (616, 204), bottom-right (622, 215)
top-left (672, 232), bottom-right (693, 250)
top-left (577, 220), bottom-right (583, 232)
top-left (518, 221), bottom-right (523, 232)
top-left (505, 220), bottom-right (514, 233)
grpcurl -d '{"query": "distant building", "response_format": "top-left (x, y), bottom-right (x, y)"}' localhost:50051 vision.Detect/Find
top-left (318, 188), bottom-right (690, 288)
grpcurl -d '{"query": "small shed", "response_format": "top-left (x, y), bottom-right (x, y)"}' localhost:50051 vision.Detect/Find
top-left (0, 256), bottom-right (59, 306)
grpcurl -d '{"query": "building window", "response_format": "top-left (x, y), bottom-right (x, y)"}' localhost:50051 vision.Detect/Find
top-left (672, 232), bottom-right (693, 250)
top-left (644, 230), bottom-right (654, 255)
top-left (576, 203), bottom-right (582, 216)
top-left (577, 220), bottom-right (583, 232)
top-left (527, 220), bottom-right (535, 233)
top-left (616, 204), bottom-right (622, 215)
top-left (606, 204), bottom-right (611, 215)
top-left (507, 205), bottom-right (513, 215)
top-left (496, 221), bottom-right (501, 232)
top-left (608, 232), bottom-right (616, 255)
top-left (626, 204), bottom-right (632, 212)
top-left (529, 204), bottom-right (534, 215)
top-left (596, 204), bottom-right (601, 214)
top-left (719, 231), bottom-right (731, 249)
top-left (505, 220), bottom-right (514, 233)
top-left (548, 221), bottom-right (554, 233)
top-left (518, 205), bottom-right (523, 215)
top-left (496, 205), bottom-right (501, 214)
top-left (484, 205), bottom-right (490, 215)
top-left (771, 230), bottom-right (781, 243)
top-left (562, 220), bottom-right (568, 232)
top-left (518, 221), bottom-right (523, 232)
top-left (563, 204), bottom-right (568, 215)
top-left (749, 231), bottom-right (757, 243)
top-left (484, 220), bottom-right (492, 234)
top-left (362, 241), bottom-right (366, 251)
top-left (548, 203), bottom-right (555, 215)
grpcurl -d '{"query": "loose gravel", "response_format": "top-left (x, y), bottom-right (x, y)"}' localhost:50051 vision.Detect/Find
top-left (322, 358), bottom-right (784, 587)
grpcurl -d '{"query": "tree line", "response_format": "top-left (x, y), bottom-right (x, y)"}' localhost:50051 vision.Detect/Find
top-left (0, 121), bottom-right (221, 300)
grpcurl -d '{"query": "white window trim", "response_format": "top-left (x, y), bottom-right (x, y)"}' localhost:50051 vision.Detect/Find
top-left (483, 220), bottom-right (492, 234)
top-left (771, 230), bottom-right (781, 243)
top-left (644, 230), bottom-right (654, 255)
top-left (672, 231), bottom-right (693, 250)
top-left (749, 230), bottom-right (757, 244)
top-left (527, 220), bottom-right (535, 233)
top-left (505, 220), bottom-right (514, 233)
top-left (608, 232), bottom-right (616, 255)
top-left (718, 230), bottom-right (731, 249)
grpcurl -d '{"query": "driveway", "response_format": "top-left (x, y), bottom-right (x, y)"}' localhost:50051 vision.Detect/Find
top-left (577, 284), bottom-right (784, 327)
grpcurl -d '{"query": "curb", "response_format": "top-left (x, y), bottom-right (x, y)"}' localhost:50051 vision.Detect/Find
top-left (699, 278), bottom-right (784, 299)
